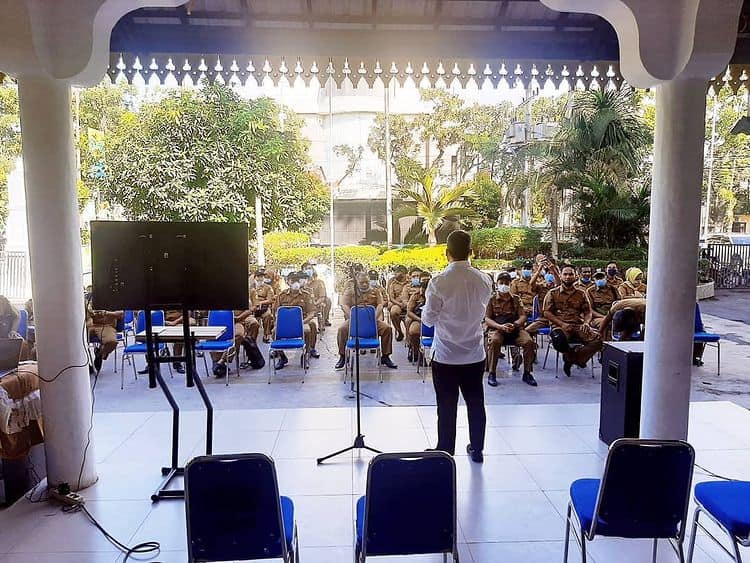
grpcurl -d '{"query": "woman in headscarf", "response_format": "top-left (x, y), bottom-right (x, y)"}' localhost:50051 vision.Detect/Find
top-left (618, 267), bottom-right (647, 299)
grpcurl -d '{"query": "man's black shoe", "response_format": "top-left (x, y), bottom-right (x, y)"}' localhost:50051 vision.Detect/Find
top-left (309, 348), bottom-right (320, 359)
top-left (563, 360), bottom-right (573, 377)
top-left (487, 373), bottom-right (498, 387)
top-left (137, 366), bottom-right (149, 375)
top-left (335, 355), bottom-right (346, 370)
top-left (511, 351), bottom-right (523, 371)
top-left (523, 372), bottom-right (538, 387)
top-left (407, 348), bottom-right (413, 362)
top-left (274, 356), bottom-right (288, 371)
top-left (395, 332), bottom-right (404, 342)
top-left (93, 349), bottom-right (103, 373)
top-left (466, 444), bottom-right (484, 463)
top-left (692, 358), bottom-right (704, 367)
top-left (173, 362), bottom-right (185, 374)
top-left (381, 356), bottom-right (398, 369)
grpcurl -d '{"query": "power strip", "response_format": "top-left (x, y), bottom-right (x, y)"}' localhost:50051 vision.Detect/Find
top-left (49, 488), bottom-right (85, 507)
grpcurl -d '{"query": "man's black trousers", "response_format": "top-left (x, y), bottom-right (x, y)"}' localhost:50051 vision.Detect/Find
top-left (431, 359), bottom-right (486, 455)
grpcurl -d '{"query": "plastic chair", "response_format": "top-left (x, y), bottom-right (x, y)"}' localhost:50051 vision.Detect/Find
top-left (687, 481), bottom-right (750, 563)
top-left (185, 453), bottom-right (298, 563)
top-left (356, 451), bottom-right (458, 563)
top-left (345, 305), bottom-right (382, 383)
top-left (17, 309), bottom-right (28, 340)
top-left (195, 310), bottom-right (238, 387)
top-left (694, 303), bottom-right (721, 376)
top-left (416, 322), bottom-right (434, 382)
top-left (269, 306), bottom-right (307, 384)
top-left (120, 310), bottom-right (170, 389)
top-left (564, 438), bottom-right (695, 563)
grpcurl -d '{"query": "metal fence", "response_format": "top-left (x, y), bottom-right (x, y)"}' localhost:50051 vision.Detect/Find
top-left (706, 244), bottom-right (750, 289)
top-left (0, 251), bottom-right (31, 300)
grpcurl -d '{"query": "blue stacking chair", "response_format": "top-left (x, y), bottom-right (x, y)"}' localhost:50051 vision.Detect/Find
top-left (120, 310), bottom-right (170, 389)
top-left (122, 309), bottom-right (135, 342)
top-left (416, 323), bottom-right (434, 381)
top-left (88, 315), bottom-right (125, 375)
top-left (346, 305), bottom-right (382, 383)
top-left (687, 481), bottom-right (750, 563)
top-left (16, 309), bottom-right (28, 340)
top-left (694, 303), bottom-right (721, 376)
top-left (564, 438), bottom-right (695, 563)
top-left (195, 310), bottom-right (238, 386)
top-left (356, 451), bottom-right (458, 563)
top-left (269, 306), bottom-right (307, 384)
top-left (185, 453), bottom-right (298, 563)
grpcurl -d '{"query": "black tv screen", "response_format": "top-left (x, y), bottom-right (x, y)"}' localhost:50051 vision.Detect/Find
top-left (90, 221), bottom-right (249, 311)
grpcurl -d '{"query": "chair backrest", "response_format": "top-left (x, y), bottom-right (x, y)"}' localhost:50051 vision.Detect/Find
top-left (17, 309), bottom-right (27, 339)
top-left (421, 322), bottom-right (434, 339)
top-left (207, 310), bottom-right (234, 342)
top-left (185, 453), bottom-right (289, 562)
top-left (124, 310), bottom-right (134, 325)
top-left (531, 294), bottom-right (540, 321)
top-left (348, 306), bottom-right (378, 340)
top-left (276, 306), bottom-right (304, 340)
top-left (591, 439), bottom-right (695, 540)
top-left (362, 451), bottom-right (456, 557)
top-left (115, 316), bottom-right (124, 333)
top-left (694, 303), bottom-right (704, 333)
top-left (135, 310), bottom-right (166, 333)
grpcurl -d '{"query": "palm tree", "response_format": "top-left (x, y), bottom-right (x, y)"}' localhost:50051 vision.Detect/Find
top-left (395, 162), bottom-right (476, 245)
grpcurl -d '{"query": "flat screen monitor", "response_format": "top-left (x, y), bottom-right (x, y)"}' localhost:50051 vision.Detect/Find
top-left (90, 221), bottom-right (248, 311)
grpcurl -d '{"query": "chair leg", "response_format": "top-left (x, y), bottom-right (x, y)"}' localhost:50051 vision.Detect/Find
top-left (564, 503), bottom-right (572, 563)
top-left (717, 342), bottom-right (721, 376)
top-left (378, 348), bottom-right (383, 383)
top-left (202, 355), bottom-right (209, 379)
top-left (677, 540), bottom-right (686, 563)
top-left (652, 538), bottom-right (657, 563)
top-left (113, 348), bottom-right (118, 373)
top-left (580, 533), bottom-right (587, 563)
top-left (543, 339), bottom-right (551, 369)
top-left (686, 507), bottom-right (700, 563)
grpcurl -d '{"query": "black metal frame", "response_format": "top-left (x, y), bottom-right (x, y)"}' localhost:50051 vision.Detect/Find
top-left (144, 306), bottom-right (214, 502)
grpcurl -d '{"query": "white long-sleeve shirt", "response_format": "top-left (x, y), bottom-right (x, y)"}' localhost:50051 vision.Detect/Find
top-left (422, 260), bottom-right (493, 365)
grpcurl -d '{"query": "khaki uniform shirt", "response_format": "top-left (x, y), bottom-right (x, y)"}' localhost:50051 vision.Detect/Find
top-left (309, 279), bottom-right (327, 301)
top-left (342, 286), bottom-right (383, 309)
top-left (485, 293), bottom-right (524, 325)
top-left (276, 289), bottom-right (315, 318)
top-left (407, 291), bottom-right (427, 318)
top-left (587, 285), bottom-right (620, 316)
top-left (606, 298), bottom-right (647, 326)
top-left (251, 284), bottom-right (276, 308)
top-left (543, 285), bottom-right (591, 325)
top-left (87, 303), bottom-right (122, 328)
top-left (618, 281), bottom-right (647, 300)
top-left (510, 278), bottom-right (535, 312)
top-left (165, 310), bottom-right (182, 323)
top-left (574, 280), bottom-right (594, 292)
top-left (532, 278), bottom-right (554, 310)
top-left (388, 279), bottom-right (409, 306)
top-left (607, 276), bottom-right (624, 289)
top-left (400, 284), bottom-right (421, 307)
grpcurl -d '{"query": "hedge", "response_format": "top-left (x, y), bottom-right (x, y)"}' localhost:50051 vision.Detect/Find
top-left (372, 245), bottom-right (449, 272)
top-left (472, 227), bottom-right (542, 259)
top-left (264, 231), bottom-right (310, 251)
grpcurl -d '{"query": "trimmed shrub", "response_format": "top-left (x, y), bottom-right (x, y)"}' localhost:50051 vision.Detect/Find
top-left (267, 247), bottom-right (328, 268)
top-left (265, 231), bottom-right (310, 251)
top-left (372, 245), bottom-right (449, 272)
top-left (472, 227), bottom-right (542, 259)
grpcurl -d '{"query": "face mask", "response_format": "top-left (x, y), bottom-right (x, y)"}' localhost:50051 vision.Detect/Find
top-left (255, 280), bottom-right (263, 288)
top-left (300, 279), bottom-right (308, 288)
top-left (581, 276), bottom-right (591, 284)
top-left (545, 273), bottom-right (555, 283)
top-left (264, 278), bottom-right (272, 285)
top-left (411, 278), bottom-right (420, 287)
top-left (521, 269), bottom-right (532, 279)
top-left (595, 279), bottom-right (607, 288)
top-left (290, 282), bottom-right (301, 291)
top-left (304, 269), bottom-right (313, 277)
top-left (369, 280), bottom-right (378, 289)
top-left (607, 268), bottom-right (617, 277)
top-left (497, 284), bottom-right (510, 294)
top-left (509, 271), bottom-right (517, 279)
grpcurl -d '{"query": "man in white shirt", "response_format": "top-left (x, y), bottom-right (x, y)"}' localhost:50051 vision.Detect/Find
top-left (422, 230), bottom-right (493, 463)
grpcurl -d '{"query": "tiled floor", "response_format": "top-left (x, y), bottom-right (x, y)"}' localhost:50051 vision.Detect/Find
top-left (2, 401), bottom-right (749, 562)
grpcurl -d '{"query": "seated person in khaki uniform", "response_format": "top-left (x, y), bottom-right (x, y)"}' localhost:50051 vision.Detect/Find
top-left (400, 268), bottom-right (423, 336)
top-left (335, 271), bottom-right (398, 371)
top-left (250, 269), bottom-right (276, 343)
top-left (574, 266), bottom-right (594, 291)
top-left (85, 297), bottom-right (123, 373)
top-left (618, 267), bottom-right (647, 299)
top-left (543, 265), bottom-right (602, 377)
top-left (599, 297), bottom-right (647, 342)
top-left (526, 258), bottom-right (559, 336)
top-left (510, 260), bottom-right (536, 317)
top-left (606, 262), bottom-right (624, 289)
top-left (485, 272), bottom-right (537, 388)
top-left (273, 271), bottom-right (319, 371)
top-left (165, 310), bottom-right (195, 374)
top-left (386, 265), bottom-right (409, 341)
top-left (302, 261), bottom-right (331, 327)
top-left (406, 271), bottom-right (432, 363)
top-left (587, 270), bottom-right (620, 331)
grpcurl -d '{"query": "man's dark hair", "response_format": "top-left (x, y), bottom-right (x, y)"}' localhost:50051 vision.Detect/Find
top-left (446, 230), bottom-right (471, 261)
top-left (561, 264), bottom-right (576, 274)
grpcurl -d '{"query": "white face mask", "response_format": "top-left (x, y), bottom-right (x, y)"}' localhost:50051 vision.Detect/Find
top-left (290, 282), bottom-right (301, 291)
top-left (509, 271), bottom-right (517, 279)
top-left (497, 284), bottom-right (511, 294)
top-left (369, 280), bottom-right (378, 289)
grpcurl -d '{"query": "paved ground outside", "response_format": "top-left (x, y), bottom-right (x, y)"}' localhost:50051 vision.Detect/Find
top-left (88, 290), bottom-right (750, 412)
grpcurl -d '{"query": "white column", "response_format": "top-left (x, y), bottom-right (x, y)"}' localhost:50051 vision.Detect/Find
top-left (384, 83), bottom-right (393, 247)
top-left (641, 78), bottom-right (707, 440)
top-left (255, 195), bottom-right (265, 267)
top-left (17, 75), bottom-right (97, 489)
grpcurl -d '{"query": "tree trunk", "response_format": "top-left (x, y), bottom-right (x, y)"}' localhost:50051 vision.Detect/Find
top-left (549, 192), bottom-right (559, 258)
top-left (428, 230), bottom-right (438, 246)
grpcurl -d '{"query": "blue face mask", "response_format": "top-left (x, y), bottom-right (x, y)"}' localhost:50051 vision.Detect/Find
top-left (411, 278), bottom-right (420, 287)
top-left (521, 269), bottom-right (532, 279)
top-left (545, 273), bottom-right (555, 283)
top-left (581, 277), bottom-right (591, 284)
top-left (595, 279), bottom-right (607, 288)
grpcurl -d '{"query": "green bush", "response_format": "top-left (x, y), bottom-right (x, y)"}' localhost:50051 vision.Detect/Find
top-left (472, 227), bottom-right (542, 259)
top-left (267, 247), bottom-right (328, 268)
top-left (265, 231), bottom-right (310, 252)
top-left (372, 245), bottom-right (449, 272)
top-left (556, 245), bottom-right (648, 262)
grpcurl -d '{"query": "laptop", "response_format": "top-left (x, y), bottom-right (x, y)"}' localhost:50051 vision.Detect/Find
top-left (0, 338), bottom-right (23, 378)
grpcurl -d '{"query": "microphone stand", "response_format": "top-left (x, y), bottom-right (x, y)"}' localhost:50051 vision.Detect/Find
top-left (317, 266), bottom-right (381, 464)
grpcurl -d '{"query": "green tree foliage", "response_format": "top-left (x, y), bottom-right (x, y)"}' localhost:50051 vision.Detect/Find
top-left (100, 85), bottom-right (329, 233)
top-left (0, 80), bottom-right (20, 232)
top-left (471, 227), bottom-right (543, 259)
